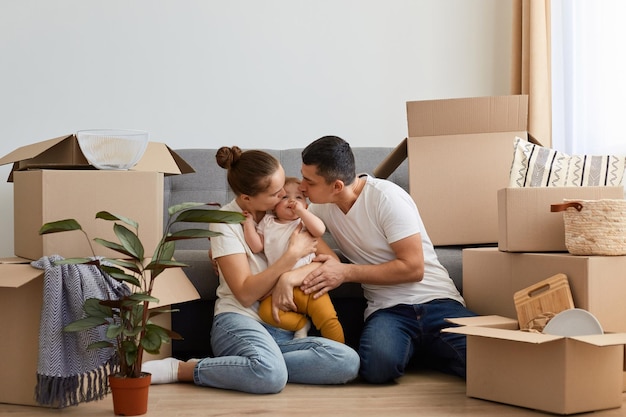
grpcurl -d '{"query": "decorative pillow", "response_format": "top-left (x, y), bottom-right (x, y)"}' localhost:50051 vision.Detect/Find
top-left (509, 137), bottom-right (626, 187)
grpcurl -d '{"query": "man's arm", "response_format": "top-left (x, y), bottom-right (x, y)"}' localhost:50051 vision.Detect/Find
top-left (300, 233), bottom-right (425, 299)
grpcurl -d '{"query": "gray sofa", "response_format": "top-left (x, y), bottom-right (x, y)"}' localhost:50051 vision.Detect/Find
top-left (164, 147), bottom-right (466, 358)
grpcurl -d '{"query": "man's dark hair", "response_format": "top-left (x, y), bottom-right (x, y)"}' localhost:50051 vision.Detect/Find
top-left (301, 136), bottom-right (356, 185)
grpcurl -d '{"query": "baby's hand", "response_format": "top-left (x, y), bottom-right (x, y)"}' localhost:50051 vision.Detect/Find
top-left (287, 199), bottom-right (305, 215)
top-left (242, 211), bottom-right (255, 226)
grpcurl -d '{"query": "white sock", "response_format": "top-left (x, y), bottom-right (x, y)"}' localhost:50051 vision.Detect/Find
top-left (293, 319), bottom-right (311, 339)
top-left (141, 357), bottom-right (180, 384)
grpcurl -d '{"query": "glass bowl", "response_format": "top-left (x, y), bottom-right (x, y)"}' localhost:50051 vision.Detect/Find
top-left (76, 129), bottom-right (149, 170)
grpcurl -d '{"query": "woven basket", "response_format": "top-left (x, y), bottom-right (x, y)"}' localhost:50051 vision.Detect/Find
top-left (551, 199), bottom-right (626, 256)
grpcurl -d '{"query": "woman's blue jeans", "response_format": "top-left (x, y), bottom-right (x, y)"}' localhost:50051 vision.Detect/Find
top-left (358, 299), bottom-right (476, 383)
top-left (193, 312), bottom-right (360, 393)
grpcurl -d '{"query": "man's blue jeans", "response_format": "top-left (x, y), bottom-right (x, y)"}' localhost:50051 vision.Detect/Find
top-left (193, 312), bottom-right (360, 393)
top-left (358, 299), bottom-right (476, 383)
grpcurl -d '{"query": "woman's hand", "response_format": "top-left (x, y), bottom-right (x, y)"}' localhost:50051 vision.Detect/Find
top-left (286, 223), bottom-right (318, 259)
top-left (270, 271), bottom-right (299, 322)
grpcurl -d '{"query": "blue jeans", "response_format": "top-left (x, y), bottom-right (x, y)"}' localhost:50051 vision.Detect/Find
top-left (358, 299), bottom-right (476, 383)
top-left (193, 312), bottom-right (360, 393)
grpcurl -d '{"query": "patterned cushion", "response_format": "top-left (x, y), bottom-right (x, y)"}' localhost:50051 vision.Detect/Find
top-left (508, 137), bottom-right (626, 187)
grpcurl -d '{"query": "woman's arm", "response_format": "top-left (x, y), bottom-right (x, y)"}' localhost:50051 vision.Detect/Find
top-left (216, 223), bottom-right (319, 307)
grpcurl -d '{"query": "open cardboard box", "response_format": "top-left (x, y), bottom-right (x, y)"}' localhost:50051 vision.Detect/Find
top-left (0, 134), bottom-right (194, 181)
top-left (0, 257), bottom-right (199, 407)
top-left (498, 186), bottom-right (625, 252)
top-left (445, 316), bottom-right (626, 415)
top-left (462, 247), bottom-right (626, 334)
top-left (374, 95), bottom-right (535, 245)
top-left (0, 134), bottom-right (195, 260)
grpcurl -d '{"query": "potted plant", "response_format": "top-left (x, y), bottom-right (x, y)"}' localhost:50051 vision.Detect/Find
top-left (38, 202), bottom-right (244, 416)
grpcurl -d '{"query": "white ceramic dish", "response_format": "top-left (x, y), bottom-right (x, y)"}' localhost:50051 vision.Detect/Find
top-left (76, 129), bottom-right (149, 170)
top-left (542, 308), bottom-right (604, 336)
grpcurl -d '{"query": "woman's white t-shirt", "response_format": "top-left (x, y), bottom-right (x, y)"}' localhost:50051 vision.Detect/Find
top-left (209, 199), bottom-right (266, 321)
top-left (308, 175), bottom-right (464, 319)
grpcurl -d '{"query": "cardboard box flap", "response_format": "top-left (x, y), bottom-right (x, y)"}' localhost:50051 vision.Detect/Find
top-left (132, 142), bottom-right (195, 175)
top-left (446, 325), bottom-right (626, 347)
top-left (373, 138), bottom-right (408, 179)
top-left (0, 257), bottom-right (198, 305)
top-left (0, 135), bottom-right (89, 175)
top-left (0, 264), bottom-right (42, 288)
top-left (570, 333), bottom-right (626, 347)
top-left (148, 268), bottom-right (200, 307)
top-left (446, 315), bottom-right (519, 329)
top-left (0, 256), bottom-right (32, 265)
top-left (406, 95), bottom-right (529, 137)
top-left (0, 135), bottom-right (73, 165)
top-left (444, 325), bottom-right (564, 343)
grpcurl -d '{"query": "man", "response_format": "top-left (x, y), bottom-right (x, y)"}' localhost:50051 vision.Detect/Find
top-left (297, 135), bottom-right (476, 383)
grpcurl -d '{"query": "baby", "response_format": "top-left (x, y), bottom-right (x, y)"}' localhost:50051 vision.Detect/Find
top-left (243, 177), bottom-right (344, 343)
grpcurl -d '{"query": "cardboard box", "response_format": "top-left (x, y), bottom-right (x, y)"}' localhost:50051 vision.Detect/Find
top-left (445, 323), bottom-right (626, 414)
top-left (0, 258), bottom-right (199, 407)
top-left (498, 186), bottom-right (625, 252)
top-left (462, 247), bottom-right (626, 333)
top-left (13, 170), bottom-right (164, 260)
top-left (374, 95), bottom-right (531, 245)
top-left (0, 135), bottom-right (195, 260)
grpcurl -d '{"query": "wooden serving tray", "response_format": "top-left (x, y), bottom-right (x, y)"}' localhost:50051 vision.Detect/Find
top-left (514, 273), bottom-right (575, 330)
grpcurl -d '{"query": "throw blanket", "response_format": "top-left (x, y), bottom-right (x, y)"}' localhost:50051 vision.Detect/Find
top-left (31, 255), bottom-right (131, 408)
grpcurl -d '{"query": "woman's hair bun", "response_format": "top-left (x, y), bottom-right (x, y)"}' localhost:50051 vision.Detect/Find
top-left (216, 146), bottom-right (243, 169)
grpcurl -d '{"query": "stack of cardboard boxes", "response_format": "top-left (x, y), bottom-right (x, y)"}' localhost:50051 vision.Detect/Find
top-left (376, 95), bottom-right (626, 414)
top-left (0, 134), bottom-right (200, 407)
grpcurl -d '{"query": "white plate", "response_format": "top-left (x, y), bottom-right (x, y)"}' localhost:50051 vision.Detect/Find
top-left (542, 308), bottom-right (604, 336)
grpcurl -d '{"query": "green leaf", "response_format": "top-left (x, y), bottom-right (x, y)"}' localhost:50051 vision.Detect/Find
top-left (93, 238), bottom-right (136, 259)
top-left (165, 229), bottom-right (223, 241)
top-left (153, 240), bottom-right (175, 262)
top-left (129, 293), bottom-right (159, 303)
top-left (148, 306), bottom-right (179, 318)
top-left (174, 209), bottom-right (245, 224)
top-left (122, 341), bottom-right (138, 367)
top-left (63, 316), bottom-right (108, 332)
top-left (39, 219), bottom-right (83, 235)
top-left (96, 211), bottom-right (138, 230)
top-left (53, 257), bottom-right (99, 266)
top-left (105, 259), bottom-right (142, 274)
top-left (106, 270), bottom-right (142, 287)
top-left (146, 259), bottom-right (188, 270)
top-left (106, 323), bottom-right (123, 338)
top-left (83, 298), bottom-right (113, 318)
top-left (87, 341), bottom-right (114, 350)
top-left (113, 223), bottom-right (144, 260)
top-left (140, 328), bottom-right (163, 354)
top-left (167, 202), bottom-right (221, 217)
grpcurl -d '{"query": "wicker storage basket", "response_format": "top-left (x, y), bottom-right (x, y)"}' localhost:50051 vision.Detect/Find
top-left (551, 199), bottom-right (626, 256)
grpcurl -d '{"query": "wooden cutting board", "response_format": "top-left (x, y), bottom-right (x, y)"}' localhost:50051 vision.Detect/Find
top-left (514, 273), bottom-right (575, 330)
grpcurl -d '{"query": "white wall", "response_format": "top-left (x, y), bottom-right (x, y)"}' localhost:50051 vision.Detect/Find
top-left (0, 0), bottom-right (514, 258)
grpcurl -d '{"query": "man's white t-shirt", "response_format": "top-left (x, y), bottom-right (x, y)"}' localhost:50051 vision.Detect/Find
top-left (209, 199), bottom-right (266, 321)
top-left (308, 175), bottom-right (464, 319)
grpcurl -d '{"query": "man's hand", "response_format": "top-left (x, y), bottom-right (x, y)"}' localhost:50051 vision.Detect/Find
top-left (300, 254), bottom-right (345, 298)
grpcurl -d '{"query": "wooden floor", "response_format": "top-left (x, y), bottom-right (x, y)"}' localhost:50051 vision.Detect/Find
top-left (2, 371), bottom-right (626, 417)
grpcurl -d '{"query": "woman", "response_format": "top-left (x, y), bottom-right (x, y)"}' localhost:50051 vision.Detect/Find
top-left (143, 146), bottom-right (359, 393)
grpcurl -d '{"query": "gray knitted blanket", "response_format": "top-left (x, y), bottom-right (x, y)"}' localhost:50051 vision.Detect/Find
top-left (31, 255), bottom-right (131, 408)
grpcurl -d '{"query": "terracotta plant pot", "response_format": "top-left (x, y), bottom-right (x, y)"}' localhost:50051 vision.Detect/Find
top-left (108, 373), bottom-right (152, 416)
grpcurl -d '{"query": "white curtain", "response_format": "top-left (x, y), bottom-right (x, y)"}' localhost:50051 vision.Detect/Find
top-left (551, 0), bottom-right (626, 155)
